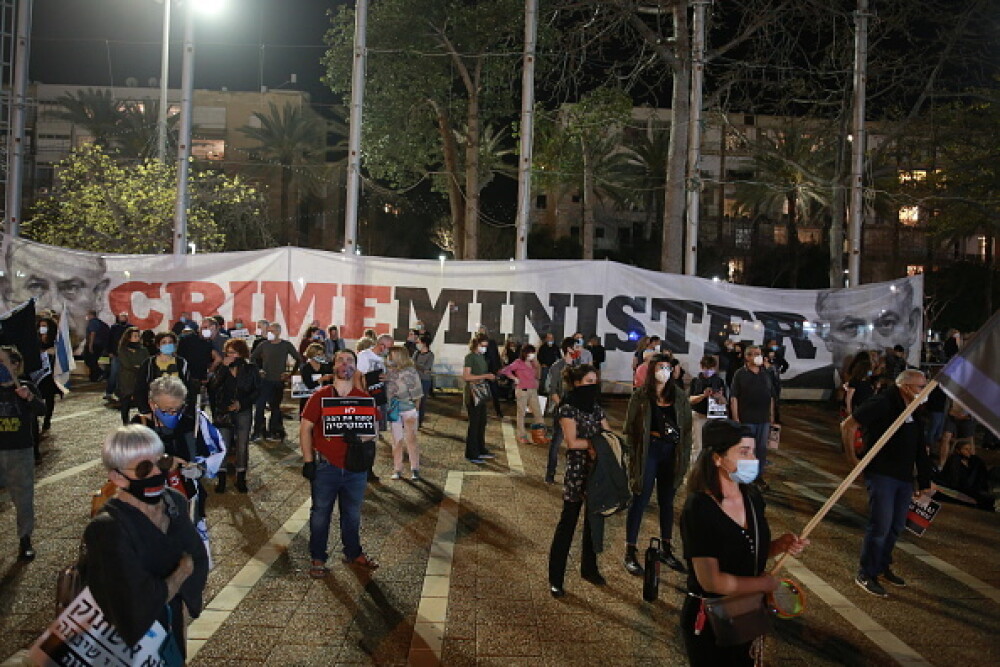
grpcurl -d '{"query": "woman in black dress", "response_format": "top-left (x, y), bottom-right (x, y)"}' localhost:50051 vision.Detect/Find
top-left (680, 419), bottom-right (808, 666)
top-left (83, 424), bottom-right (208, 659)
top-left (548, 363), bottom-right (610, 597)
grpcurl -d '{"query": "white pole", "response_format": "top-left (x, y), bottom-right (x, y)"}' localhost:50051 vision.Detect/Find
top-left (514, 0), bottom-right (538, 261)
top-left (847, 0), bottom-right (869, 286)
top-left (343, 0), bottom-right (368, 255)
top-left (684, 0), bottom-right (709, 276)
top-left (172, 5), bottom-right (194, 256)
top-left (4, 0), bottom-right (32, 238)
top-left (157, 0), bottom-right (171, 162)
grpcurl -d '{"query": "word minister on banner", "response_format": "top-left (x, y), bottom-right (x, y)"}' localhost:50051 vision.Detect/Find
top-left (321, 396), bottom-right (377, 438)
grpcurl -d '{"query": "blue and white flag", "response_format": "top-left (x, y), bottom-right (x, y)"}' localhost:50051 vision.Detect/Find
top-left (53, 304), bottom-right (76, 388)
top-left (195, 409), bottom-right (227, 478)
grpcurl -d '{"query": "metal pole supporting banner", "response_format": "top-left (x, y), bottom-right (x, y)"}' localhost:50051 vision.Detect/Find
top-left (684, 0), bottom-right (708, 276)
top-left (4, 0), bottom-right (31, 238)
top-left (343, 0), bottom-right (368, 255)
top-left (514, 0), bottom-right (538, 261)
top-left (172, 5), bottom-right (194, 257)
top-left (157, 0), bottom-right (171, 162)
top-left (847, 0), bottom-right (869, 286)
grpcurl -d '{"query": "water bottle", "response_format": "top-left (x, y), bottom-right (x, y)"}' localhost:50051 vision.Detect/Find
top-left (643, 537), bottom-right (661, 602)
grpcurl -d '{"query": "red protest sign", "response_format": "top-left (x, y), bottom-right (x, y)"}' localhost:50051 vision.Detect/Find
top-left (321, 396), bottom-right (378, 438)
top-left (905, 497), bottom-right (941, 537)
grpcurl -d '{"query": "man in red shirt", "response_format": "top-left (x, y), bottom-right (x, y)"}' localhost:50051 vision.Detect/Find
top-left (300, 349), bottom-right (379, 577)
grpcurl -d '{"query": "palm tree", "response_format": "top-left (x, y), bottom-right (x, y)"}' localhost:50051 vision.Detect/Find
top-left (620, 127), bottom-right (670, 246)
top-left (734, 126), bottom-right (834, 287)
top-left (117, 100), bottom-right (178, 160)
top-left (49, 88), bottom-right (126, 147)
top-left (239, 102), bottom-right (328, 245)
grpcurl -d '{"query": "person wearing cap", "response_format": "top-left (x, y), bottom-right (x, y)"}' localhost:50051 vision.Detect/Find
top-left (680, 419), bottom-right (808, 665)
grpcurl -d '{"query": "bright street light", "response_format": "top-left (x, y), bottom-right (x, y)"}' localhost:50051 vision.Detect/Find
top-left (194, 0), bottom-right (226, 15)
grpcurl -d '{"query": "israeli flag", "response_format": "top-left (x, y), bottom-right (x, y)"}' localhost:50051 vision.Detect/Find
top-left (195, 410), bottom-right (227, 478)
top-left (53, 304), bottom-right (76, 388)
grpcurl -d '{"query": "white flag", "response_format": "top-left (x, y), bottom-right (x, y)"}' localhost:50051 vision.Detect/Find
top-left (53, 304), bottom-right (76, 388)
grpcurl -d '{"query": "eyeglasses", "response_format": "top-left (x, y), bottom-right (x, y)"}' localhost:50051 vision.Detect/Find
top-left (904, 384), bottom-right (927, 391)
top-left (124, 454), bottom-right (175, 478)
top-left (153, 405), bottom-right (184, 416)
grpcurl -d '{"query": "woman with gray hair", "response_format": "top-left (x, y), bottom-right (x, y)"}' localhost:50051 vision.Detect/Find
top-left (82, 424), bottom-right (208, 658)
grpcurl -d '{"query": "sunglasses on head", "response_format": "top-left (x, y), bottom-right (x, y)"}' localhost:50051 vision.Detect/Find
top-left (124, 454), bottom-right (175, 478)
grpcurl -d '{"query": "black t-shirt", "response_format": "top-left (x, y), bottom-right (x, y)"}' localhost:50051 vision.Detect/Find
top-left (0, 382), bottom-right (40, 451)
top-left (730, 367), bottom-right (772, 423)
top-left (651, 402), bottom-right (678, 438)
top-left (848, 378), bottom-right (875, 411)
top-left (926, 386), bottom-right (947, 412)
top-left (538, 342), bottom-right (559, 366)
top-left (177, 335), bottom-right (214, 381)
top-left (681, 488), bottom-right (771, 597)
top-left (690, 373), bottom-right (727, 416)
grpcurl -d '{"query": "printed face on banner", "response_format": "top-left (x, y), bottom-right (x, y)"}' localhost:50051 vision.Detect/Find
top-left (321, 396), bottom-right (377, 438)
top-left (1, 239), bottom-right (109, 344)
top-left (814, 280), bottom-right (921, 370)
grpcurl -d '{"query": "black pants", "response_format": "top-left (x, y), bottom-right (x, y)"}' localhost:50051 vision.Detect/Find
top-left (487, 380), bottom-right (503, 417)
top-left (83, 345), bottom-right (104, 381)
top-left (119, 394), bottom-right (134, 425)
top-left (680, 595), bottom-right (755, 666)
top-left (548, 500), bottom-right (598, 588)
top-left (465, 398), bottom-right (488, 460)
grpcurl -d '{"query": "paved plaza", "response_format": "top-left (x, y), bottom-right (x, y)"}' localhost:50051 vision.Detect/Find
top-left (0, 385), bottom-right (998, 666)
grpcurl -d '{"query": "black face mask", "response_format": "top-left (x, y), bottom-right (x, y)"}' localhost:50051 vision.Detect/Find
top-left (117, 470), bottom-right (167, 504)
top-left (567, 384), bottom-right (600, 411)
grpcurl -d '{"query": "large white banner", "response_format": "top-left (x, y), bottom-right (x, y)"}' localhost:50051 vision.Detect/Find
top-left (1, 237), bottom-right (923, 397)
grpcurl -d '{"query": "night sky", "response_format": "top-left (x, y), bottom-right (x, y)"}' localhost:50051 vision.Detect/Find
top-left (30, 0), bottom-right (343, 105)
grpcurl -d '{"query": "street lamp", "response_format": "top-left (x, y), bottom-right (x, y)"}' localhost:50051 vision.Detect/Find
top-left (172, 0), bottom-right (227, 257)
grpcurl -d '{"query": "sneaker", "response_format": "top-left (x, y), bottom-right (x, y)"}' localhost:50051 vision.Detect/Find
top-left (410, 470), bottom-right (420, 481)
top-left (343, 553), bottom-right (379, 570)
top-left (467, 458), bottom-right (485, 465)
top-left (855, 572), bottom-right (888, 598)
top-left (479, 452), bottom-right (497, 460)
top-left (881, 568), bottom-right (906, 587)
top-left (18, 537), bottom-right (35, 562)
top-left (390, 471), bottom-right (402, 480)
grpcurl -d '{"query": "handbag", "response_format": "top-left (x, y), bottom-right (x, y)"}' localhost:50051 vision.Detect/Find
top-left (386, 397), bottom-right (401, 422)
top-left (702, 496), bottom-right (773, 646)
top-left (342, 432), bottom-right (376, 473)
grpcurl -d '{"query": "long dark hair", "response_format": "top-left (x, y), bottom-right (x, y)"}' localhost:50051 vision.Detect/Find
top-left (118, 326), bottom-right (141, 354)
top-left (688, 419), bottom-right (745, 501)
top-left (643, 353), bottom-right (676, 405)
top-left (562, 363), bottom-right (596, 389)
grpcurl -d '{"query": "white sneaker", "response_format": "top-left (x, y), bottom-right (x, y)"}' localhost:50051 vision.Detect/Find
top-left (390, 471), bottom-right (402, 480)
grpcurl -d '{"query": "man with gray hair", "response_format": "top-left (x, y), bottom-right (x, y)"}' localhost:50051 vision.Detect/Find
top-left (852, 368), bottom-right (935, 598)
top-left (250, 323), bottom-right (303, 441)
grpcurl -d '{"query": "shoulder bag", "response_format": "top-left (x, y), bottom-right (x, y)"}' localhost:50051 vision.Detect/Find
top-left (342, 432), bottom-right (376, 473)
top-left (702, 495), bottom-right (773, 646)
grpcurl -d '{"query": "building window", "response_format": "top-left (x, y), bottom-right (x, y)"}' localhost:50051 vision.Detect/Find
top-left (192, 139), bottom-right (225, 161)
top-left (535, 194), bottom-right (547, 209)
top-left (898, 206), bottom-right (920, 226)
top-left (743, 115), bottom-right (755, 126)
top-left (570, 226), bottom-right (580, 238)
top-left (735, 222), bottom-right (752, 249)
top-left (728, 258), bottom-right (745, 282)
top-left (571, 194), bottom-right (581, 203)
top-left (595, 226), bottom-right (605, 239)
top-left (898, 170), bottom-right (927, 184)
top-left (618, 227), bottom-right (631, 245)
top-left (907, 265), bottom-right (923, 276)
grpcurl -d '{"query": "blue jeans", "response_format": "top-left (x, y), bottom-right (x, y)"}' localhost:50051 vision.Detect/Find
top-left (418, 379), bottom-right (433, 426)
top-left (859, 473), bottom-right (912, 578)
top-left (308, 456), bottom-right (368, 562)
top-left (625, 436), bottom-right (678, 545)
top-left (254, 379), bottom-right (284, 435)
top-left (546, 415), bottom-right (564, 478)
top-left (105, 355), bottom-right (120, 397)
top-left (925, 411), bottom-right (946, 446)
top-left (742, 422), bottom-right (770, 476)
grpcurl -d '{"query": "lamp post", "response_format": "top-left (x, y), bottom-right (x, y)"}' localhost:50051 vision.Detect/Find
top-left (157, 0), bottom-right (171, 162)
top-left (4, 0), bottom-right (32, 238)
top-left (172, 0), bottom-right (225, 257)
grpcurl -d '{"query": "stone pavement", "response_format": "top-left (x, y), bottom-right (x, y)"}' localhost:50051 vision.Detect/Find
top-left (0, 385), bottom-right (998, 665)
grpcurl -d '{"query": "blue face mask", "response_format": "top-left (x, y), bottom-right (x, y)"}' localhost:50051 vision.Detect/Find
top-left (154, 408), bottom-right (181, 430)
top-left (729, 459), bottom-right (759, 485)
top-left (0, 365), bottom-right (12, 384)
top-left (159, 343), bottom-right (176, 356)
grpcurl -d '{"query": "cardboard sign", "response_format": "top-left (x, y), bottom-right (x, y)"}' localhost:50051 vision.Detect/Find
top-left (321, 396), bottom-right (378, 438)
top-left (905, 497), bottom-right (941, 536)
top-left (707, 396), bottom-right (728, 419)
top-left (291, 374), bottom-right (323, 399)
top-left (29, 587), bottom-right (170, 667)
top-left (228, 328), bottom-right (252, 339)
top-left (365, 370), bottom-right (387, 406)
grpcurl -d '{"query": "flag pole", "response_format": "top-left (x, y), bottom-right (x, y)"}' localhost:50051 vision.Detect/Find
top-left (771, 378), bottom-right (938, 576)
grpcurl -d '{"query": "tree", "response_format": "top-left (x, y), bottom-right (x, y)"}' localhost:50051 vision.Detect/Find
top-left (732, 124), bottom-right (834, 287)
top-left (239, 102), bottom-right (330, 246)
top-left (117, 100), bottom-right (178, 160)
top-left (23, 144), bottom-right (270, 254)
top-left (49, 88), bottom-right (125, 147)
top-left (323, 0), bottom-right (528, 259)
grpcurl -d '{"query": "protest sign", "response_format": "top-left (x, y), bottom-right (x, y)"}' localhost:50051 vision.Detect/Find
top-left (320, 396), bottom-right (378, 438)
top-left (365, 370), bottom-right (387, 406)
top-left (906, 496), bottom-right (942, 537)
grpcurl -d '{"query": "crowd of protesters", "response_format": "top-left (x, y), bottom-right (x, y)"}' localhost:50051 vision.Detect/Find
top-left (6, 306), bottom-right (997, 667)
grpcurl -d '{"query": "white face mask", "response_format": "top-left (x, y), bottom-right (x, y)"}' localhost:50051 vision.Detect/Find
top-left (655, 368), bottom-right (671, 383)
top-left (201, 329), bottom-right (213, 339)
top-left (527, 353), bottom-right (536, 361)
top-left (752, 355), bottom-right (764, 366)
top-left (266, 332), bottom-right (277, 341)
top-left (478, 346), bottom-right (488, 354)
top-left (38, 326), bottom-right (49, 335)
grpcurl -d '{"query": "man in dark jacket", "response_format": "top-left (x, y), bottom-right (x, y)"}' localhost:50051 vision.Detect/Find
top-left (852, 369), bottom-right (934, 598)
